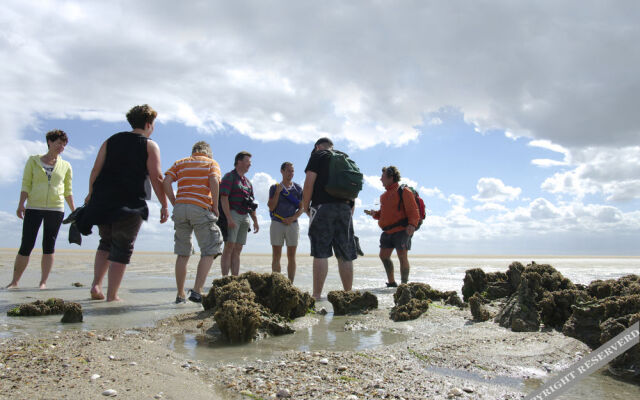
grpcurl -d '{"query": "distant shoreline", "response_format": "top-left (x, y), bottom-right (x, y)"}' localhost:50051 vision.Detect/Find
top-left (0, 248), bottom-right (638, 259)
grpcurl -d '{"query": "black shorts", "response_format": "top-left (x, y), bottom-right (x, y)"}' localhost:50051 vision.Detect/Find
top-left (98, 214), bottom-right (143, 264)
top-left (308, 202), bottom-right (357, 261)
top-left (379, 230), bottom-right (412, 251)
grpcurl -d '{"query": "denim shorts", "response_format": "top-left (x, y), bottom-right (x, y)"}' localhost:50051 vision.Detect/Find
top-left (172, 203), bottom-right (223, 256)
top-left (308, 202), bottom-right (357, 261)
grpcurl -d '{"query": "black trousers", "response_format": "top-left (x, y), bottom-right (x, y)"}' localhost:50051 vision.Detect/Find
top-left (18, 209), bottom-right (64, 256)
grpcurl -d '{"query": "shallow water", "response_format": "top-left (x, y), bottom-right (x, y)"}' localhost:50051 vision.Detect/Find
top-left (1, 250), bottom-right (638, 398)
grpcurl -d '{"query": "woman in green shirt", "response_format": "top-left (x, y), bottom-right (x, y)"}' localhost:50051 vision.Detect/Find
top-left (6, 130), bottom-right (75, 289)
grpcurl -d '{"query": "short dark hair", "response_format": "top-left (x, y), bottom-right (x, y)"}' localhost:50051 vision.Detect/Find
top-left (126, 104), bottom-right (157, 130)
top-left (382, 166), bottom-right (401, 183)
top-left (46, 129), bottom-right (68, 148)
top-left (280, 162), bottom-right (293, 171)
top-left (312, 137), bottom-right (333, 153)
top-left (234, 151), bottom-right (252, 166)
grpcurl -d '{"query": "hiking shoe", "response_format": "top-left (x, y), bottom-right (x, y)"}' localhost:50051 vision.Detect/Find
top-left (175, 295), bottom-right (186, 304)
top-left (386, 281), bottom-right (398, 288)
top-left (188, 290), bottom-right (202, 303)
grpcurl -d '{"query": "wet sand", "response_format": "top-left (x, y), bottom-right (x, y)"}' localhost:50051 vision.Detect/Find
top-left (1, 250), bottom-right (639, 399)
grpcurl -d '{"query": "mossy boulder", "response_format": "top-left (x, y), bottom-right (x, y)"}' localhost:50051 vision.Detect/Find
top-left (60, 302), bottom-right (83, 323)
top-left (495, 275), bottom-right (540, 332)
top-left (462, 263), bottom-right (523, 302)
top-left (539, 289), bottom-right (592, 330)
top-left (203, 273), bottom-right (314, 343)
top-left (7, 298), bottom-right (66, 317)
top-left (587, 275), bottom-right (640, 299)
top-left (462, 268), bottom-right (487, 302)
top-left (327, 290), bottom-right (378, 315)
top-left (469, 293), bottom-right (491, 322)
top-left (390, 298), bottom-right (430, 322)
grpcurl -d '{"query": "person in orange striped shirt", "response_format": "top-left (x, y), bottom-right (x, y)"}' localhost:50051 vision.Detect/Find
top-left (163, 141), bottom-right (223, 304)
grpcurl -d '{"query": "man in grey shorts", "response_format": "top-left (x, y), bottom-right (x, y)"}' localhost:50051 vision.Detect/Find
top-left (163, 141), bottom-right (223, 303)
top-left (267, 162), bottom-right (304, 282)
top-left (219, 151), bottom-right (259, 276)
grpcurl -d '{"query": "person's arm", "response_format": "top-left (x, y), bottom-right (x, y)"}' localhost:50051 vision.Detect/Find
top-left (250, 210), bottom-right (259, 233)
top-left (209, 175), bottom-right (219, 216)
top-left (267, 184), bottom-right (281, 212)
top-left (16, 191), bottom-right (28, 219)
top-left (86, 141), bottom-right (107, 204)
top-left (301, 171), bottom-right (317, 215)
top-left (146, 140), bottom-right (169, 223)
top-left (65, 195), bottom-right (76, 212)
top-left (220, 195), bottom-right (236, 229)
top-left (162, 175), bottom-right (176, 207)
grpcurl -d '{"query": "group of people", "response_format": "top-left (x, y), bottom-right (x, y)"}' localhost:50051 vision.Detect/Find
top-left (6, 105), bottom-right (422, 303)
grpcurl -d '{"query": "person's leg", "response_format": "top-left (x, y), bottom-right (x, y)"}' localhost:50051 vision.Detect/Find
top-left (286, 246), bottom-right (297, 282)
top-left (220, 242), bottom-right (234, 276)
top-left (175, 255), bottom-right (189, 299)
top-left (8, 210), bottom-right (42, 288)
top-left (312, 257), bottom-right (329, 299)
top-left (231, 244), bottom-right (243, 276)
top-left (193, 255), bottom-right (214, 294)
top-left (379, 247), bottom-right (396, 285)
top-left (39, 211), bottom-right (64, 289)
top-left (104, 214), bottom-right (143, 302)
top-left (106, 262), bottom-right (126, 302)
top-left (336, 257), bottom-right (353, 291)
top-left (271, 245), bottom-right (282, 273)
top-left (39, 254), bottom-right (54, 289)
top-left (397, 249), bottom-right (410, 284)
top-left (7, 255), bottom-right (29, 289)
top-left (90, 250), bottom-right (110, 300)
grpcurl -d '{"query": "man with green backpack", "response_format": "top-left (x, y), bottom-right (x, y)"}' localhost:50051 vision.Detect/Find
top-left (301, 137), bottom-right (363, 300)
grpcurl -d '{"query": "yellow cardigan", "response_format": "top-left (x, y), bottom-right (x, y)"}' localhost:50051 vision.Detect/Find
top-left (21, 155), bottom-right (73, 210)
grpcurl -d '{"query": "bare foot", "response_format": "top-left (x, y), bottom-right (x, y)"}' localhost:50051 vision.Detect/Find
top-left (6, 283), bottom-right (18, 289)
top-left (39, 283), bottom-right (47, 290)
top-left (106, 296), bottom-right (122, 302)
top-left (90, 286), bottom-right (105, 300)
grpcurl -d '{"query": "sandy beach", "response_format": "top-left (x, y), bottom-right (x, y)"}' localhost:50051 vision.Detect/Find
top-left (1, 250), bottom-right (639, 399)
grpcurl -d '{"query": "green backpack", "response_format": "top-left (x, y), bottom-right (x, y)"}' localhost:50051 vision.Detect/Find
top-left (325, 150), bottom-right (363, 200)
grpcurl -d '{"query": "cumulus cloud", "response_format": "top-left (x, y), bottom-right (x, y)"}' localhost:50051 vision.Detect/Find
top-left (2, 0), bottom-right (639, 159)
top-left (541, 147), bottom-right (640, 201)
top-left (420, 186), bottom-right (446, 200)
top-left (250, 172), bottom-right (277, 206)
top-left (473, 178), bottom-right (521, 203)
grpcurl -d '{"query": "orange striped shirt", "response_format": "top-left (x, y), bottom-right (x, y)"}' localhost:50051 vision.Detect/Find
top-left (165, 153), bottom-right (221, 209)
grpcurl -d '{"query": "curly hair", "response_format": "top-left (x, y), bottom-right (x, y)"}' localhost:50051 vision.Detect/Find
top-left (382, 166), bottom-right (401, 183)
top-left (126, 104), bottom-right (157, 130)
top-left (45, 129), bottom-right (68, 147)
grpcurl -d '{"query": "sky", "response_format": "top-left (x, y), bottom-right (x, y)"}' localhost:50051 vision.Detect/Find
top-left (1, 0), bottom-right (639, 256)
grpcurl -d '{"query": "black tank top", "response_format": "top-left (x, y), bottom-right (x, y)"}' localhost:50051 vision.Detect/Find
top-left (92, 132), bottom-right (148, 211)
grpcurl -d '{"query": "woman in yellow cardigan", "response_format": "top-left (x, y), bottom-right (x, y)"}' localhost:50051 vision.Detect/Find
top-left (6, 130), bottom-right (75, 289)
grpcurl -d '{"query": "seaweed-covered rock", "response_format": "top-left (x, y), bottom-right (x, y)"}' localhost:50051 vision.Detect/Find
top-left (495, 275), bottom-right (540, 332)
top-left (522, 262), bottom-right (575, 302)
top-left (462, 269), bottom-right (487, 302)
top-left (259, 309), bottom-right (295, 336)
top-left (266, 273), bottom-right (314, 319)
top-left (60, 302), bottom-right (83, 323)
top-left (203, 273), bottom-right (314, 318)
top-left (469, 293), bottom-right (491, 322)
top-left (539, 289), bottom-right (592, 330)
top-left (506, 262), bottom-right (524, 291)
top-left (390, 298), bottom-right (430, 322)
top-left (394, 282), bottom-right (455, 305)
top-left (328, 291), bottom-right (378, 315)
top-left (587, 275), bottom-right (640, 299)
top-left (445, 293), bottom-right (465, 308)
top-left (6, 298), bottom-right (66, 317)
top-left (214, 299), bottom-right (263, 343)
top-left (562, 300), bottom-right (606, 349)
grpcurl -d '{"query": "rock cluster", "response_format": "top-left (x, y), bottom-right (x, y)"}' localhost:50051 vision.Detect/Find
top-left (469, 293), bottom-right (491, 322)
top-left (7, 298), bottom-right (82, 323)
top-left (464, 262), bottom-right (640, 377)
top-left (327, 291), bottom-right (378, 315)
top-left (389, 282), bottom-right (460, 322)
top-left (202, 272), bottom-right (314, 343)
